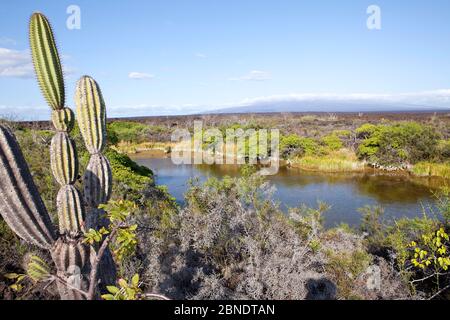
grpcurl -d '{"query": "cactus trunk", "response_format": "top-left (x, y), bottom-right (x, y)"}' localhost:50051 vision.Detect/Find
top-left (0, 125), bottom-right (56, 249)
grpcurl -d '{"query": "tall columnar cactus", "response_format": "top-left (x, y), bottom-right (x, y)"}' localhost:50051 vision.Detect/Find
top-left (0, 12), bottom-right (116, 299)
top-left (75, 76), bottom-right (112, 227)
top-left (29, 12), bottom-right (65, 111)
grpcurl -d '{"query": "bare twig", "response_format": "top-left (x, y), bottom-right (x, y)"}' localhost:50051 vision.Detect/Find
top-left (140, 293), bottom-right (171, 300)
top-left (428, 284), bottom-right (450, 300)
top-left (410, 272), bottom-right (448, 284)
top-left (51, 275), bottom-right (89, 299)
top-left (86, 226), bottom-right (120, 300)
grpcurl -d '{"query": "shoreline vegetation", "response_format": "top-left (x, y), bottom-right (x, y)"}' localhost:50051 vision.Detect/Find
top-left (116, 142), bottom-right (449, 180)
top-left (101, 112), bottom-right (450, 180)
top-left (2, 111), bottom-right (450, 300)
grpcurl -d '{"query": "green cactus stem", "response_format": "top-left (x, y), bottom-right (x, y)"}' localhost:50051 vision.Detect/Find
top-left (75, 76), bottom-right (107, 154)
top-left (0, 125), bottom-right (56, 249)
top-left (50, 132), bottom-right (78, 186)
top-left (84, 154), bottom-right (112, 208)
top-left (52, 108), bottom-right (75, 132)
top-left (56, 185), bottom-right (85, 234)
top-left (29, 12), bottom-right (65, 110)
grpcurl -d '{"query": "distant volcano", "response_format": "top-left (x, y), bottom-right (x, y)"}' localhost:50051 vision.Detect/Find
top-left (205, 97), bottom-right (448, 114)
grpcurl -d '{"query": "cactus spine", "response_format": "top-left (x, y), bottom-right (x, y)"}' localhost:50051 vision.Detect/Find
top-left (0, 12), bottom-right (116, 299)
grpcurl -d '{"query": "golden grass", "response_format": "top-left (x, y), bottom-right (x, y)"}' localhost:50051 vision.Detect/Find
top-left (412, 162), bottom-right (450, 179)
top-left (290, 149), bottom-right (366, 172)
top-left (113, 141), bottom-right (174, 154)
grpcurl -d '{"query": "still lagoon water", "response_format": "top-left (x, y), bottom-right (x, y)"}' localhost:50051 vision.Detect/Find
top-left (131, 155), bottom-right (443, 228)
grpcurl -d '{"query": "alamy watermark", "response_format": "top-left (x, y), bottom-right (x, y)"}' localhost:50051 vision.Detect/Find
top-left (171, 121), bottom-right (280, 176)
top-left (66, 5), bottom-right (81, 30)
top-left (367, 5), bottom-right (381, 30)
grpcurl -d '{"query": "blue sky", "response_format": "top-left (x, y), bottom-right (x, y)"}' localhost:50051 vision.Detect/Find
top-left (1, 0), bottom-right (450, 119)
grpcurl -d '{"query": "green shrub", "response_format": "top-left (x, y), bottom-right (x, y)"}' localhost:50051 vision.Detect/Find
top-left (357, 122), bottom-right (441, 167)
top-left (326, 249), bottom-right (372, 299)
top-left (359, 205), bottom-right (386, 249)
top-left (280, 134), bottom-right (320, 159)
top-left (105, 148), bottom-right (153, 200)
top-left (438, 140), bottom-right (450, 160)
top-left (321, 134), bottom-right (343, 151)
top-left (333, 130), bottom-right (352, 138)
top-left (356, 123), bottom-right (377, 138)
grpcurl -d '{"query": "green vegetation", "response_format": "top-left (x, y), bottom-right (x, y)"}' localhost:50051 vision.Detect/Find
top-left (292, 153), bottom-right (364, 172)
top-left (102, 115), bottom-right (450, 178)
top-left (105, 148), bottom-right (153, 199)
top-left (412, 162), bottom-right (450, 179)
top-left (108, 121), bottom-right (151, 143)
top-left (357, 122), bottom-right (442, 168)
top-left (280, 134), bottom-right (320, 159)
top-left (359, 189), bottom-right (450, 299)
top-left (321, 134), bottom-right (344, 151)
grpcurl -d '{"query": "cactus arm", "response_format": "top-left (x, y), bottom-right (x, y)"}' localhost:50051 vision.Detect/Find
top-left (75, 76), bottom-right (112, 212)
top-left (75, 76), bottom-right (106, 154)
top-left (29, 12), bottom-right (65, 110)
top-left (76, 76), bottom-right (117, 289)
top-left (0, 125), bottom-right (56, 249)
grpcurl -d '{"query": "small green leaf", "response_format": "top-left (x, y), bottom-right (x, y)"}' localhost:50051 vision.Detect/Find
top-left (101, 294), bottom-right (116, 300)
top-left (131, 274), bottom-right (139, 287)
top-left (107, 286), bottom-right (120, 294)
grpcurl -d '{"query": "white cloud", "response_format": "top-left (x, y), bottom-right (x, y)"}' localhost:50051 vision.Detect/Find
top-left (0, 47), bottom-right (75, 79)
top-left (229, 70), bottom-right (271, 81)
top-left (235, 90), bottom-right (450, 108)
top-left (107, 90), bottom-right (449, 117)
top-left (0, 48), bottom-right (34, 78)
top-left (3, 90), bottom-right (450, 121)
top-left (128, 72), bottom-right (155, 80)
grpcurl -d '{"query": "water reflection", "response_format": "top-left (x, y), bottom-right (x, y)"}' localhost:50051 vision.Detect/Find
top-left (131, 156), bottom-right (442, 228)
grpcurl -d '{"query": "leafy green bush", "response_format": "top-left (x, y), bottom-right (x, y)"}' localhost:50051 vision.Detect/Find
top-left (280, 134), bottom-right (320, 159)
top-left (357, 122), bottom-right (441, 167)
top-left (325, 249), bottom-right (372, 299)
top-left (356, 123), bottom-right (377, 138)
top-left (105, 149), bottom-right (153, 200)
top-left (321, 134), bottom-right (343, 151)
top-left (438, 140), bottom-right (450, 160)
